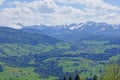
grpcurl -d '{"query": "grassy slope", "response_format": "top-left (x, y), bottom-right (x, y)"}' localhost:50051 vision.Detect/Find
top-left (0, 63), bottom-right (40, 80)
top-left (0, 40), bottom-right (120, 79)
top-left (0, 44), bottom-right (54, 57)
top-left (0, 62), bottom-right (58, 80)
top-left (64, 40), bottom-right (120, 55)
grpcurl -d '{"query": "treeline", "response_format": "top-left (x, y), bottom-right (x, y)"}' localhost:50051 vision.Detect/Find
top-left (63, 63), bottom-right (120, 80)
top-left (63, 74), bottom-right (97, 80)
top-left (0, 63), bottom-right (120, 80)
top-left (63, 74), bottom-right (83, 80)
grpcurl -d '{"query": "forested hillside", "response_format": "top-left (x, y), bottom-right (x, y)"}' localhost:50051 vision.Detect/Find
top-left (0, 27), bottom-right (120, 80)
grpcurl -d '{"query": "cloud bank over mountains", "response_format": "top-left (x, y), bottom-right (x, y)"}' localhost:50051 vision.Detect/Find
top-left (0, 0), bottom-right (120, 28)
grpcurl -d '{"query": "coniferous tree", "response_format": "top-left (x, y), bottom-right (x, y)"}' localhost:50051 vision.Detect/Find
top-left (64, 76), bottom-right (67, 80)
top-left (75, 74), bottom-right (80, 80)
top-left (9, 78), bottom-right (13, 80)
top-left (92, 75), bottom-right (98, 80)
top-left (0, 64), bottom-right (3, 72)
top-left (69, 75), bottom-right (72, 80)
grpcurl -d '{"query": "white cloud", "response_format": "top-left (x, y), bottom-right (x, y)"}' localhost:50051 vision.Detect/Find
top-left (58, 0), bottom-right (120, 11)
top-left (0, 0), bottom-right (5, 5)
top-left (0, 0), bottom-right (120, 28)
top-left (8, 24), bottom-right (22, 29)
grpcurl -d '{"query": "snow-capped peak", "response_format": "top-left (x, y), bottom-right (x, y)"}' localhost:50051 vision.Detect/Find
top-left (69, 23), bottom-right (84, 30)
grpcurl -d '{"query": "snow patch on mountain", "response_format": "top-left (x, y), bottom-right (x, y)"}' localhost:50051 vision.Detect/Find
top-left (69, 23), bottom-right (84, 30)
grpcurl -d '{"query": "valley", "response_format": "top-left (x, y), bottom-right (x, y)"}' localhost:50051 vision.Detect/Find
top-left (0, 22), bottom-right (120, 80)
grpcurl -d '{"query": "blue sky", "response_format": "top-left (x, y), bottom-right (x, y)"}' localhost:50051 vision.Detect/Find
top-left (105, 0), bottom-right (120, 6)
top-left (0, 0), bottom-right (120, 28)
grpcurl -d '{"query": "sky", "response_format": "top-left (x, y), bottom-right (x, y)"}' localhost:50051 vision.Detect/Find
top-left (0, 0), bottom-right (120, 28)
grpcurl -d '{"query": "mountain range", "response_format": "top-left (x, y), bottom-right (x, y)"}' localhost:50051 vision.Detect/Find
top-left (21, 21), bottom-right (120, 43)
